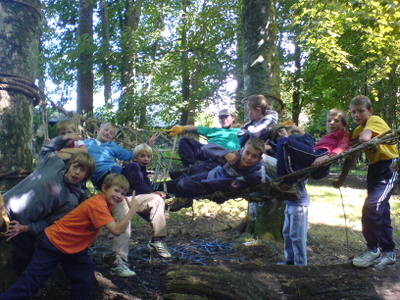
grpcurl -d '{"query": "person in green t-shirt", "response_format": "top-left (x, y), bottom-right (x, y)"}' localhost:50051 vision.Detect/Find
top-left (167, 109), bottom-right (240, 178)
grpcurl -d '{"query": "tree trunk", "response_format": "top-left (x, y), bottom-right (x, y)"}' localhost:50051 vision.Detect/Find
top-left (241, 0), bottom-right (283, 240)
top-left (77, 0), bottom-right (94, 114)
top-left (0, 0), bottom-right (41, 190)
top-left (99, 0), bottom-right (112, 107)
top-left (292, 42), bottom-right (301, 125)
top-left (179, 0), bottom-right (191, 125)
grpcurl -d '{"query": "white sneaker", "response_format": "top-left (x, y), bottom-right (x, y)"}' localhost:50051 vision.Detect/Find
top-left (111, 262), bottom-right (136, 277)
top-left (352, 249), bottom-right (381, 268)
top-left (148, 240), bottom-right (172, 258)
top-left (374, 252), bottom-right (396, 270)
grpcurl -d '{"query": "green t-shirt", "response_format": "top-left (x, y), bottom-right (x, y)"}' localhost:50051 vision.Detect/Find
top-left (196, 126), bottom-right (240, 151)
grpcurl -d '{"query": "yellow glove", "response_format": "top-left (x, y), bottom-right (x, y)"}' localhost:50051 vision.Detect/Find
top-left (167, 125), bottom-right (185, 136)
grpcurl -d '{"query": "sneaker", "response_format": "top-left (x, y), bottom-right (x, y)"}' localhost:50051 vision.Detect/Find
top-left (373, 252), bottom-right (396, 270)
top-left (352, 249), bottom-right (381, 268)
top-left (148, 240), bottom-right (172, 258)
top-left (111, 262), bottom-right (136, 277)
top-left (166, 197), bottom-right (193, 212)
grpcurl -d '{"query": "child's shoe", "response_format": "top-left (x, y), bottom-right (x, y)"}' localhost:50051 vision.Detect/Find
top-left (373, 252), bottom-right (396, 270)
top-left (111, 261), bottom-right (136, 277)
top-left (166, 197), bottom-right (193, 212)
top-left (148, 240), bottom-right (172, 258)
top-left (352, 248), bottom-right (381, 268)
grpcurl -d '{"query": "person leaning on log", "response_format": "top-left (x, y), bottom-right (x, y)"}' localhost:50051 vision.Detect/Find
top-left (167, 109), bottom-right (240, 178)
top-left (0, 193), bottom-right (10, 237)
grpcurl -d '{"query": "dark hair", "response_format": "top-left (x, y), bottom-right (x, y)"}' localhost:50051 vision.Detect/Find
top-left (244, 94), bottom-right (270, 115)
top-left (67, 152), bottom-right (96, 180)
top-left (350, 95), bottom-right (372, 110)
top-left (245, 138), bottom-right (265, 155)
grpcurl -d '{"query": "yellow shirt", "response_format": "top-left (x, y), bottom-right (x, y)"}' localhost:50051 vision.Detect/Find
top-left (0, 193), bottom-right (10, 235)
top-left (352, 115), bottom-right (398, 164)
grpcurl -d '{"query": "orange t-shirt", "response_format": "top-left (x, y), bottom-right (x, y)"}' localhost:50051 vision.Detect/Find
top-left (45, 193), bottom-right (114, 254)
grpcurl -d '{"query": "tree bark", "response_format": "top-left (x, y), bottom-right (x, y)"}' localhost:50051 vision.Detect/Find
top-left (0, 0), bottom-right (41, 190)
top-left (77, 0), bottom-right (95, 114)
top-left (99, 0), bottom-right (112, 107)
top-left (292, 42), bottom-right (301, 125)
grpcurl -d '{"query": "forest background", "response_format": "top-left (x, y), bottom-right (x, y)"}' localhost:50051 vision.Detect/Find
top-left (40, 0), bottom-right (400, 132)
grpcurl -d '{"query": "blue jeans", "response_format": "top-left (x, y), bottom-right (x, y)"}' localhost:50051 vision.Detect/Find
top-left (282, 205), bottom-right (308, 265)
top-left (0, 234), bottom-right (94, 300)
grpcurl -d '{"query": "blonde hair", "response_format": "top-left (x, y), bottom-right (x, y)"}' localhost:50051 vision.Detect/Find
top-left (56, 119), bottom-right (77, 134)
top-left (245, 138), bottom-right (265, 155)
top-left (328, 108), bottom-right (348, 127)
top-left (245, 94), bottom-right (270, 115)
top-left (102, 173), bottom-right (129, 192)
top-left (67, 152), bottom-right (96, 180)
top-left (350, 95), bottom-right (372, 110)
top-left (134, 143), bottom-right (153, 158)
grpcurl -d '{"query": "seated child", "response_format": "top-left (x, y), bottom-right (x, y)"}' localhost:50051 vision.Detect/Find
top-left (165, 138), bottom-right (265, 210)
top-left (3, 152), bottom-right (95, 275)
top-left (275, 108), bottom-right (350, 186)
top-left (39, 119), bottom-right (87, 163)
top-left (0, 193), bottom-right (9, 237)
top-left (237, 94), bottom-right (279, 147)
top-left (0, 174), bottom-right (138, 300)
top-left (111, 143), bottom-right (171, 272)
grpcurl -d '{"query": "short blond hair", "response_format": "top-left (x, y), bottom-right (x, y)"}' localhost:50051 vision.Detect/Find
top-left (245, 94), bottom-right (270, 114)
top-left (133, 143), bottom-right (153, 158)
top-left (102, 173), bottom-right (129, 192)
top-left (245, 138), bottom-right (264, 156)
top-left (56, 119), bottom-right (77, 134)
top-left (350, 95), bottom-right (372, 110)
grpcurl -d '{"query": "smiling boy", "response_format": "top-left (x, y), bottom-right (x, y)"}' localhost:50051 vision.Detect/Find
top-left (0, 174), bottom-right (138, 300)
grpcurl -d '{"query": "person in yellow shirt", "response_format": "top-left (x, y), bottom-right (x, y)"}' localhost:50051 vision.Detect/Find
top-left (335, 95), bottom-right (399, 270)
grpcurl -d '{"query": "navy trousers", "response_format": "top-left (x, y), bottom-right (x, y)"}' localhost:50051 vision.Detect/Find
top-left (166, 171), bottom-right (215, 198)
top-left (0, 234), bottom-right (94, 300)
top-left (10, 231), bottom-right (37, 276)
top-left (362, 159), bottom-right (398, 252)
top-left (178, 137), bottom-right (208, 166)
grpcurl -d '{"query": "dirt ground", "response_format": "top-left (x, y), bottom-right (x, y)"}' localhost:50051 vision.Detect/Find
top-left (83, 175), bottom-right (400, 300)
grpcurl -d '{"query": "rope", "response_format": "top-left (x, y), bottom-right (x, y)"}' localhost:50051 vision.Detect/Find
top-left (0, 0), bottom-right (42, 17)
top-left (0, 73), bottom-right (41, 106)
top-left (339, 187), bottom-right (349, 248)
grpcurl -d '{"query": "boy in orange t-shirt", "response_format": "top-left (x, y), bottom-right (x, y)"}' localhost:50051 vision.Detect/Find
top-left (0, 174), bottom-right (138, 300)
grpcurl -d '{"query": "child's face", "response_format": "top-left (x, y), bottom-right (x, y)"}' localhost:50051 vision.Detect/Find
top-left (350, 104), bottom-right (372, 126)
top-left (134, 151), bottom-right (152, 166)
top-left (64, 162), bottom-right (88, 184)
top-left (240, 144), bottom-right (262, 168)
top-left (97, 124), bottom-right (116, 143)
top-left (58, 127), bottom-right (76, 136)
top-left (327, 115), bottom-right (345, 132)
top-left (276, 128), bottom-right (289, 141)
top-left (102, 184), bottom-right (127, 208)
top-left (248, 106), bottom-right (263, 122)
top-left (219, 114), bottom-right (236, 129)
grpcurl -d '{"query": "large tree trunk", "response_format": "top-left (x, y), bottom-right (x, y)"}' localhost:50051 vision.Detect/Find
top-left (292, 42), bottom-right (301, 125)
top-left (99, 0), bottom-right (112, 107)
top-left (77, 0), bottom-right (94, 114)
top-left (0, 0), bottom-right (41, 190)
top-left (241, 0), bottom-right (283, 240)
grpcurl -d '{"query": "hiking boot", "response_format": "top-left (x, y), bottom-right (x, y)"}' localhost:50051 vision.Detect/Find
top-left (111, 261), bottom-right (136, 277)
top-left (352, 248), bottom-right (381, 268)
top-left (148, 240), bottom-right (172, 258)
top-left (373, 252), bottom-right (396, 270)
top-left (166, 197), bottom-right (193, 212)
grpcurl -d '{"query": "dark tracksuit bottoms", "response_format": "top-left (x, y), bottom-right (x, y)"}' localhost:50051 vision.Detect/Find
top-left (0, 234), bottom-right (94, 300)
top-left (363, 159), bottom-right (398, 252)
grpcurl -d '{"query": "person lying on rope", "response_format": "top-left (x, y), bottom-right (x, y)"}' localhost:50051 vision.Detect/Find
top-left (166, 108), bottom-right (240, 179)
top-left (164, 138), bottom-right (264, 211)
top-left (271, 109), bottom-right (350, 193)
